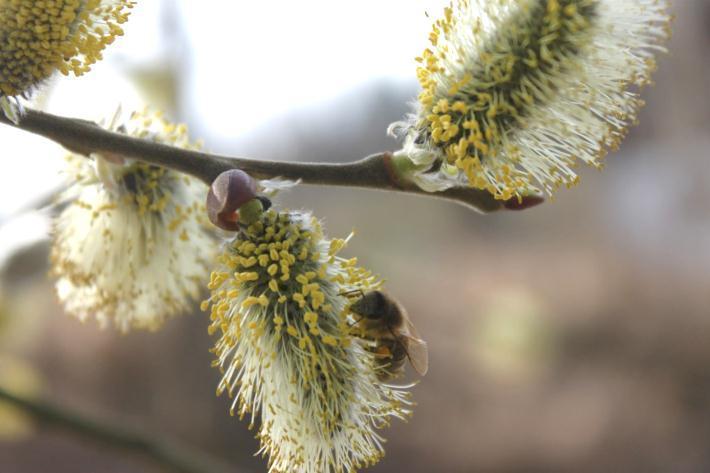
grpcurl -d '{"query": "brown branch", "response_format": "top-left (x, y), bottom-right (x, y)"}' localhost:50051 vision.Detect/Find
top-left (0, 108), bottom-right (517, 213)
top-left (0, 385), bottom-right (246, 473)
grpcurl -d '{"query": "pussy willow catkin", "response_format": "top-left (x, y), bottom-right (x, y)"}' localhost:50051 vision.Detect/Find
top-left (392, 0), bottom-right (670, 200)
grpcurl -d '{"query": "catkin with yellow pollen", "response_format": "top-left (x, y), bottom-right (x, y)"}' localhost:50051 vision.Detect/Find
top-left (205, 209), bottom-right (411, 473)
top-left (0, 0), bottom-right (134, 121)
top-left (391, 0), bottom-right (671, 200)
top-left (50, 109), bottom-right (214, 332)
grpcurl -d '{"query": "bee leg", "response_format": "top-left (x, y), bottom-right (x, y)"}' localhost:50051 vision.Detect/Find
top-left (375, 345), bottom-right (393, 358)
top-left (347, 314), bottom-right (364, 328)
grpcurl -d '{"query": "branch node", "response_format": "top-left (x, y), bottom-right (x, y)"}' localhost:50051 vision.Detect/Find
top-left (381, 152), bottom-right (404, 189)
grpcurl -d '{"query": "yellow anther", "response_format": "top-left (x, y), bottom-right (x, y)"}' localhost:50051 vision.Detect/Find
top-left (241, 297), bottom-right (262, 309)
top-left (258, 254), bottom-right (271, 267)
top-left (240, 256), bottom-right (257, 268)
top-left (304, 311), bottom-right (318, 325)
top-left (235, 272), bottom-right (259, 283)
top-left (296, 274), bottom-right (309, 285)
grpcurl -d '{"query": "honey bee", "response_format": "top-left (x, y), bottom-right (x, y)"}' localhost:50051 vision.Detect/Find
top-left (346, 290), bottom-right (428, 381)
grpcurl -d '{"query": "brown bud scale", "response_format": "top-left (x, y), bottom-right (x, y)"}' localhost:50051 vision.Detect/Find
top-left (206, 169), bottom-right (258, 231)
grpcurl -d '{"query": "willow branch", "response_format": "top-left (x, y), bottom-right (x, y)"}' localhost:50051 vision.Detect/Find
top-left (0, 108), bottom-right (518, 213)
top-left (0, 386), bottom-right (242, 473)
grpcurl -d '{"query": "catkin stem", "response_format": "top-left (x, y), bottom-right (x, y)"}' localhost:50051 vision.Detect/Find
top-left (0, 108), bottom-right (508, 213)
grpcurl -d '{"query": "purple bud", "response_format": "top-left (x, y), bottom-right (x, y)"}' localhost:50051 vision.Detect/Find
top-left (206, 170), bottom-right (258, 231)
top-left (503, 195), bottom-right (545, 211)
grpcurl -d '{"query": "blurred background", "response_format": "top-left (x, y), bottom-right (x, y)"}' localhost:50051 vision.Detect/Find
top-left (0, 1), bottom-right (709, 472)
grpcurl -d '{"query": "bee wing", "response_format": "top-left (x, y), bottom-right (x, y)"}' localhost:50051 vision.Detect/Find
top-left (402, 319), bottom-right (428, 376)
top-left (402, 334), bottom-right (428, 376)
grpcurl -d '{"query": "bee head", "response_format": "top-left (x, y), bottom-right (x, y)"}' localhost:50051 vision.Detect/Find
top-left (350, 291), bottom-right (386, 319)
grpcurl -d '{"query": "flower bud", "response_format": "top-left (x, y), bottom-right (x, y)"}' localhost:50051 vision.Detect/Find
top-left (503, 194), bottom-right (545, 211)
top-left (206, 169), bottom-right (258, 231)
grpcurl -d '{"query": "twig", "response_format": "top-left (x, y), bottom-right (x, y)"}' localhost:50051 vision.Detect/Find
top-left (0, 385), bottom-right (243, 473)
top-left (0, 108), bottom-right (512, 213)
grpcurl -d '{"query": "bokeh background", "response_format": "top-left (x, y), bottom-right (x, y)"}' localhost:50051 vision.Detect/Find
top-left (1, 1), bottom-right (709, 472)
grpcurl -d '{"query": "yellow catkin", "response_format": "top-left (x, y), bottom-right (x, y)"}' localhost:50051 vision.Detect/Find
top-left (0, 0), bottom-right (135, 97)
top-left (397, 0), bottom-right (670, 200)
top-left (204, 209), bottom-right (410, 473)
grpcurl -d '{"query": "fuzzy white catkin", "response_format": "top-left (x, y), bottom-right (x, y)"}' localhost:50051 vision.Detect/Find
top-left (392, 0), bottom-right (671, 200)
top-left (204, 209), bottom-right (411, 473)
top-left (51, 110), bottom-right (214, 332)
